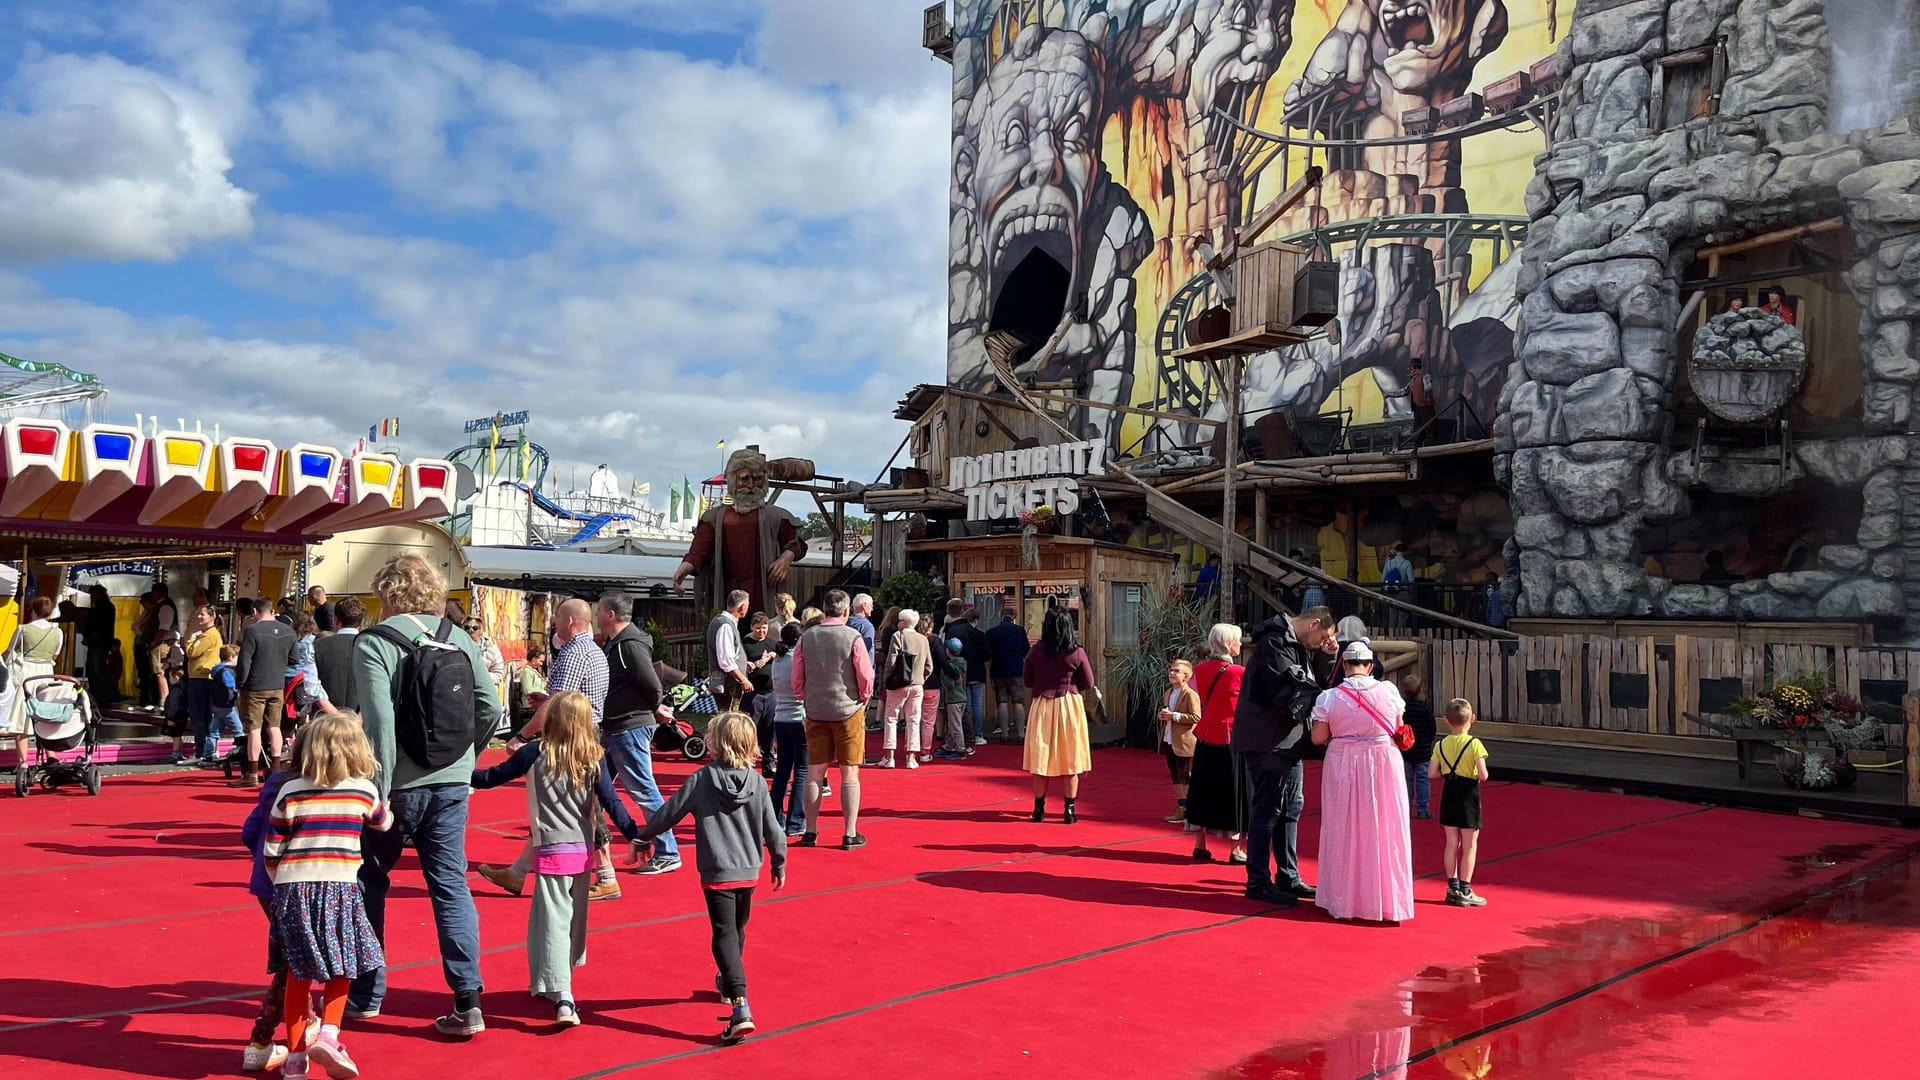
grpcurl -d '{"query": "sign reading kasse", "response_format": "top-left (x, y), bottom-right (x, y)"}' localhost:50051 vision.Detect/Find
top-left (950, 439), bottom-right (1106, 521)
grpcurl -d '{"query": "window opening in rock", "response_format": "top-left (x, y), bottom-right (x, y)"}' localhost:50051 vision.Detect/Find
top-left (1639, 481), bottom-right (1864, 585)
top-left (1650, 42), bottom-right (1724, 131)
top-left (1677, 223), bottom-right (1864, 436)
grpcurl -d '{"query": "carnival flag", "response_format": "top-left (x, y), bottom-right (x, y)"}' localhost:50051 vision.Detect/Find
top-left (716, 439), bottom-right (725, 450)
top-left (517, 426), bottom-right (532, 483)
top-left (669, 484), bottom-right (680, 522)
top-left (368, 425), bottom-right (377, 442)
top-left (683, 478), bottom-right (695, 516)
top-left (633, 480), bottom-right (650, 498)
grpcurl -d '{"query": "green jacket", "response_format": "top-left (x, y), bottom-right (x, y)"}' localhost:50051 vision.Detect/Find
top-left (354, 611), bottom-right (503, 798)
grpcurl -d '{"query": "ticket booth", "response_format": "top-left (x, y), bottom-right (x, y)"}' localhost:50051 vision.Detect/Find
top-left (920, 534), bottom-right (1175, 743)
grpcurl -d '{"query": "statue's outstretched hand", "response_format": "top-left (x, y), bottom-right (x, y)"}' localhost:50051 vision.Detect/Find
top-left (672, 561), bottom-right (694, 595)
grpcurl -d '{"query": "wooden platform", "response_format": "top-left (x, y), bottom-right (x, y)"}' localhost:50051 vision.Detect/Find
top-left (1487, 737), bottom-right (1919, 825)
top-left (1169, 323), bottom-right (1317, 360)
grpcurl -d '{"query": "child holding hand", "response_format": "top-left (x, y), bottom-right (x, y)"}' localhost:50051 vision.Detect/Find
top-left (263, 712), bottom-right (391, 1079)
top-left (470, 690), bottom-right (645, 1027)
top-left (634, 711), bottom-right (787, 1043)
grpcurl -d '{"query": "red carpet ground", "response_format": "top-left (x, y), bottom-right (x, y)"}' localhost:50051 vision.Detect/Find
top-left (3, 742), bottom-right (1917, 1078)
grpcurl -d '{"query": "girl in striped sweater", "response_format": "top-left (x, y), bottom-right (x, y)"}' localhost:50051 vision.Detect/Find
top-left (263, 711), bottom-right (392, 1079)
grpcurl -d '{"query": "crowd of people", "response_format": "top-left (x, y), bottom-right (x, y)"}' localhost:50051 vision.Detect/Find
top-left (1162, 606), bottom-right (1491, 916)
top-left (7, 555), bottom-right (1495, 1078)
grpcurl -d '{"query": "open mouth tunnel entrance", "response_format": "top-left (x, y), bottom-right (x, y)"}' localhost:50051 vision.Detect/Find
top-left (988, 248), bottom-right (1071, 370)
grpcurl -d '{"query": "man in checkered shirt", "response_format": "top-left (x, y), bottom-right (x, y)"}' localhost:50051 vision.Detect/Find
top-left (480, 599), bottom-right (625, 898)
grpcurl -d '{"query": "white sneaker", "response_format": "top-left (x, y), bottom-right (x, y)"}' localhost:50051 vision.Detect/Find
top-left (972, 736), bottom-right (987, 746)
top-left (241, 1043), bottom-right (286, 1072)
top-left (904, 755), bottom-right (919, 770)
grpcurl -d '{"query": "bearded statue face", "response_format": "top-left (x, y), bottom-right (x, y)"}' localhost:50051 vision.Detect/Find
top-left (727, 449), bottom-right (771, 513)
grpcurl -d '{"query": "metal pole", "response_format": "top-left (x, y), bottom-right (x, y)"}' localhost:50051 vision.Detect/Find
top-left (1220, 356), bottom-right (1240, 624)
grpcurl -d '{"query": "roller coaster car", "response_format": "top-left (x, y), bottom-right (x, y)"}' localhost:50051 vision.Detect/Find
top-left (1530, 55), bottom-right (1567, 99)
top-left (1484, 72), bottom-right (1533, 115)
top-left (1438, 93), bottom-right (1484, 129)
top-left (1401, 106), bottom-right (1437, 137)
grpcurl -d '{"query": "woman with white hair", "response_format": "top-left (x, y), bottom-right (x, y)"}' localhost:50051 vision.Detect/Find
top-left (877, 608), bottom-right (931, 769)
top-left (1310, 640), bottom-right (1415, 922)
top-left (1184, 622), bottom-right (1248, 862)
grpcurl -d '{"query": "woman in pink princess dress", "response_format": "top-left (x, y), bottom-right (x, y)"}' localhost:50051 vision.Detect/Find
top-left (1309, 642), bottom-right (1415, 922)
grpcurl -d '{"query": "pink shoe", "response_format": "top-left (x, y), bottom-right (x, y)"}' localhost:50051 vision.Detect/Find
top-left (306, 1034), bottom-right (360, 1080)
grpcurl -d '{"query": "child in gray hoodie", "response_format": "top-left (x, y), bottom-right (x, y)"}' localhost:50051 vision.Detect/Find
top-left (634, 710), bottom-right (787, 1042)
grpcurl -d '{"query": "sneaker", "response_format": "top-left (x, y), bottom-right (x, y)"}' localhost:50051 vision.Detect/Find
top-left (433, 1005), bottom-right (486, 1038)
top-left (282, 1050), bottom-right (309, 1079)
top-left (842, 833), bottom-right (867, 851)
top-left (972, 736), bottom-right (987, 746)
top-left (241, 1042), bottom-right (287, 1072)
top-left (475, 863), bottom-right (525, 896)
top-left (306, 1034), bottom-right (360, 1079)
top-left (1164, 810), bottom-right (1187, 824)
top-left (554, 1000), bottom-right (581, 1027)
top-left (714, 972), bottom-right (739, 1006)
top-left (1450, 884), bottom-right (1489, 907)
top-left (588, 880), bottom-right (622, 901)
top-left (635, 855), bottom-right (683, 876)
top-left (817, 782), bottom-right (831, 797)
top-left (904, 756), bottom-right (919, 770)
top-left (1244, 883), bottom-right (1299, 906)
top-left (342, 1005), bottom-right (379, 1021)
top-left (1415, 810), bottom-right (1434, 820)
top-left (721, 1003), bottom-right (756, 1043)
top-left (798, 832), bottom-right (817, 847)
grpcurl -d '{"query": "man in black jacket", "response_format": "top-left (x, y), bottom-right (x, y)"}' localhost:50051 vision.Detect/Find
top-left (597, 592), bottom-right (681, 875)
top-left (1230, 606), bottom-right (1336, 905)
top-left (232, 599), bottom-right (296, 787)
top-left (313, 596), bottom-right (366, 713)
top-left (944, 600), bottom-right (991, 745)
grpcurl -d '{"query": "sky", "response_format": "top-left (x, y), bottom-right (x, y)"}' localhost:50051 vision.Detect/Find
top-left (0, 0), bottom-right (951, 500)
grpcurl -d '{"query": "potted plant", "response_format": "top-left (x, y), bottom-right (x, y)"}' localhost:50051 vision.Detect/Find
top-left (1109, 588), bottom-right (1219, 749)
top-left (1727, 674), bottom-right (1881, 791)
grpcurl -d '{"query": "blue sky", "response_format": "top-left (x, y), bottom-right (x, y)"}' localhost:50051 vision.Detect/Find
top-left (0, 0), bottom-right (950, 494)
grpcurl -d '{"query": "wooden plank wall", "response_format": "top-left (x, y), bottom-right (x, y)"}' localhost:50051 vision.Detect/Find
top-left (1427, 633), bottom-right (1920, 749)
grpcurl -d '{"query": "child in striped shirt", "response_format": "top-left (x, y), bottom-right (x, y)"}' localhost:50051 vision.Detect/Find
top-left (263, 711), bottom-right (392, 1079)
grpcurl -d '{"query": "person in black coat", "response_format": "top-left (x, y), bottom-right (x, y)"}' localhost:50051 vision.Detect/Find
top-left (1230, 606), bottom-right (1336, 907)
top-left (312, 597), bottom-right (366, 713)
top-left (1400, 674), bottom-right (1436, 819)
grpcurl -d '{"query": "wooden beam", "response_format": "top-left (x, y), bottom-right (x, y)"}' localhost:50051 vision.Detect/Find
top-left (1906, 690), bottom-right (1920, 807)
top-left (1026, 391), bottom-right (1224, 427)
top-left (1237, 165), bottom-right (1325, 249)
top-left (1698, 217), bottom-right (1844, 259)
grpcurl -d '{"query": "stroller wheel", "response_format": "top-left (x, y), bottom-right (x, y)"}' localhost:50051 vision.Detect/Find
top-left (13, 770), bottom-right (27, 798)
top-left (40, 775), bottom-right (59, 793)
top-left (84, 765), bottom-right (102, 796)
top-left (682, 735), bottom-right (708, 761)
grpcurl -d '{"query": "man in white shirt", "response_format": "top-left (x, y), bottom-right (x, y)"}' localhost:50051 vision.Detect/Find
top-left (707, 590), bottom-right (752, 711)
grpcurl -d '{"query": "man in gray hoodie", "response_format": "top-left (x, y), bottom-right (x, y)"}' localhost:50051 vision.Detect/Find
top-left (634, 713), bottom-right (787, 1043)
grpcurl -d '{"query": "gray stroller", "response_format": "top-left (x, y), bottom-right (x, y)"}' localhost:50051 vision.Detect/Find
top-left (14, 673), bottom-right (101, 797)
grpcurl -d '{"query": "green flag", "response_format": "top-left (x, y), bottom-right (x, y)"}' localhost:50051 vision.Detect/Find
top-left (683, 477), bottom-right (695, 517)
top-left (669, 483), bottom-right (680, 522)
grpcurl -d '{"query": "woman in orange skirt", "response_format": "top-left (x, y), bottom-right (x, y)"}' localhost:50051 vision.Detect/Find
top-left (1023, 606), bottom-right (1094, 824)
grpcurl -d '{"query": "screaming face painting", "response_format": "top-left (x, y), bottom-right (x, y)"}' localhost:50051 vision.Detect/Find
top-left (948, 0), bottom-right (1553, 453)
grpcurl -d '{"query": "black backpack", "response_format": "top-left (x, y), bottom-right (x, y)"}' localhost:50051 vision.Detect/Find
top-left (884, 640), bottom-right (915, 691)
top-left (366, 618), bottom-right (482, 770)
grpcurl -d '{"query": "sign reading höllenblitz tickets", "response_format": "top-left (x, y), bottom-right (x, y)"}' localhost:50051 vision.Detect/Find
top-left (949, 439), bottom-right (1107, 520)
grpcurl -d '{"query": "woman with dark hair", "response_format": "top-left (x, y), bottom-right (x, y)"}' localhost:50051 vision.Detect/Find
top-left (1023, 606), bottom-right (1094, 823)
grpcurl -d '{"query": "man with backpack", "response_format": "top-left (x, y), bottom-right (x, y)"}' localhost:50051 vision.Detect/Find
top-left (348, 554), bottom-right (501, 1039)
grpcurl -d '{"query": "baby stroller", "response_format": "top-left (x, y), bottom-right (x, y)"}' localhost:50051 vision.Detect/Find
top-left (658, 683), bottom-right (712, 761)
top-left (15, 674), bottom-right (101, 797)
top-left (221, 674), bottom-right (323, 780)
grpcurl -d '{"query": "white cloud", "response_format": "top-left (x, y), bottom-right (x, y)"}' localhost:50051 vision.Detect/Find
top-left (0, 51), bottom-right (256, 263)
top-left (0, 0), bottom-right (950, 490)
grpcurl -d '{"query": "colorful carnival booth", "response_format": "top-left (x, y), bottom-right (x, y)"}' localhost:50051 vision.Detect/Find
top-left (0, 418), bottom-right (454, 765)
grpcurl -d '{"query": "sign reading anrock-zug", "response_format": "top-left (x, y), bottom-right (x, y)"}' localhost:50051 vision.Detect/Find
top-left (950, 439), bottom-right (1106, 520)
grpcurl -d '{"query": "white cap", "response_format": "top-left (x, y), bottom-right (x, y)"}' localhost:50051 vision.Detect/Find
top-left (1342, 640), bottom-right (1375, 662)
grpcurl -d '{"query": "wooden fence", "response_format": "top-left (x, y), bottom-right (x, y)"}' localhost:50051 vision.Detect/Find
top-left (1425, 634), bottom-right (1919, 748)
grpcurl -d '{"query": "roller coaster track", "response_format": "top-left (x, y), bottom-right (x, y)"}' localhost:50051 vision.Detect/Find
top-left (1214, 99), bottom-right (1555, 152)
top-left (1140, 213), bottom-right (1531, 442)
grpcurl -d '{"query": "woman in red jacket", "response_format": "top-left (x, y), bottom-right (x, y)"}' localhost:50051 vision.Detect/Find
top-left (1185, 623), bottom-right (1247, 863)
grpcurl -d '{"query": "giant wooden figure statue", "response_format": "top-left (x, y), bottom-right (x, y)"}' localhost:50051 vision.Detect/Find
top-left (672, 447), bottom-right (808, 616)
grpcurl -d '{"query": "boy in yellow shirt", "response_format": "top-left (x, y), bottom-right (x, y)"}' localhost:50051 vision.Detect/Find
top-left (1428, 698), bottom-right (1489, 907)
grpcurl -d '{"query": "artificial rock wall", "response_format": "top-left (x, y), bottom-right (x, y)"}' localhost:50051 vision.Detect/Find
top-left (1497, 0), bottom-right (1920, 624)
